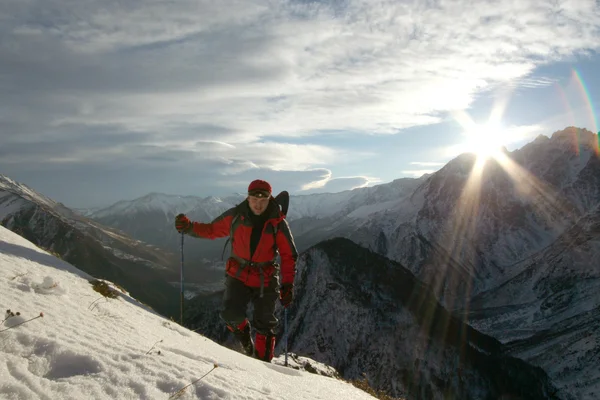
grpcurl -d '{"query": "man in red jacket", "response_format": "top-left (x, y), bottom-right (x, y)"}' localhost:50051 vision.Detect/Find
top-left (174, 179), bottom-right (297, 362)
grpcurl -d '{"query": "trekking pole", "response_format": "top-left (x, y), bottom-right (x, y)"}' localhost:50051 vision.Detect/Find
top-left (284, 308), bottom-right (289, 366)
top-left (180, 232), bottom-right (184, 325)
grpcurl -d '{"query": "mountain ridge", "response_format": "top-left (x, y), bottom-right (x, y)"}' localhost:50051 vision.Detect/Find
top-left (1, 173), bottom-right (183, 319)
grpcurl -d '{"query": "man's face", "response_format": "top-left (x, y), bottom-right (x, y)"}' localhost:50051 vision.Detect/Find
top-left (248, 193), bottom-right (270, 215)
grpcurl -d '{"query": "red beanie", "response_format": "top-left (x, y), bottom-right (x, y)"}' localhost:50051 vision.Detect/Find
top-left (248, 179), bottom-right (272, 195)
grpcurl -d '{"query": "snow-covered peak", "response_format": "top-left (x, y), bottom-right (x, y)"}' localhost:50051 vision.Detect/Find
top-left (1, 173), bottom-right (80, 222)
top-left (517, 127), bottom-right (597, 160)
top-left (91, 193), bottom-right (202, 218)
top-left (90, 192), bottom-right (251, 220)
top-left (342, 126), bottom-right (600, 303)
top-left (293, 178), bottom-right (426, 219)
top-left (0, 173), bottom-right (58, 211)
top-left (549, 126), bottom-right (598, 146)
top-left (511, 127), bottom-right (598, 192)
top-left (0, 225), bottom-right (375, 399)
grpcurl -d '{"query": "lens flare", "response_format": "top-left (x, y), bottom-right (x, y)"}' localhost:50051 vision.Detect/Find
top-left (572, 69), bottom-right (598, 135)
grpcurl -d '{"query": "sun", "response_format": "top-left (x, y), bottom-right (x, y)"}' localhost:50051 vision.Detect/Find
top-left (462, 123), bottom-right (505, 160)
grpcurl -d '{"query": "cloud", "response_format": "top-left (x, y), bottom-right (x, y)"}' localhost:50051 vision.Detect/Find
top-left (512, 76), bottom-right (557, 89)
top-left (196, 141), bottom-right (337, 170)
top-left (301, 175), bottom-right (375, 194)
top-left (3, 0), bottom-right (599, 137)
top-left (220, 168), bottom-right (335, 193)
top-left (1, 0), bottom-right (599, 205)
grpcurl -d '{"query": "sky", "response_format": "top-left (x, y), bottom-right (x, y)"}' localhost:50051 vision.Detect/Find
top-left (0, 0), bottom-right (599, 208)
top-left (0, 225), bottom-right (376, 399)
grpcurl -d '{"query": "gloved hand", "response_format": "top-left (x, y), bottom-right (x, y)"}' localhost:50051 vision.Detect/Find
top-left (175, 213), bottom-right (193, 233)
top-left (279, 283), bottom-right (294, 308)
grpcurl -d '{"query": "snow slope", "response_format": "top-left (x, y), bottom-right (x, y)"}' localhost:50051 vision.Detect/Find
top-left (0, 226), bottom-right (375, 400)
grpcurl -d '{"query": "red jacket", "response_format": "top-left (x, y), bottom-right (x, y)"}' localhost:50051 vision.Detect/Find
top-left (189, 198), bottom-right (297, 287)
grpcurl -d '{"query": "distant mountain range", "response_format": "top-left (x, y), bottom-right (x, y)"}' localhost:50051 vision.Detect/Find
top-left (86, 177), bottom-right (428, 248)
top-left (85, 176), bottom-right (427, 293)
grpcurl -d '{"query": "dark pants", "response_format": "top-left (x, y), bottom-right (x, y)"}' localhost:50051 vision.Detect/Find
top-left (220, 275), bottom-right (280, 335)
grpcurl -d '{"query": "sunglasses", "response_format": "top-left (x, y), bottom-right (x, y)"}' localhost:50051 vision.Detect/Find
top-left (248, 190), bottom-right (270, 198)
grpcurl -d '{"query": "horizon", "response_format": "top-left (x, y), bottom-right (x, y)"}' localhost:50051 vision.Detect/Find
top-left (3, 126), bottom-right (599, 210)
top-left (84, 127), bottom-right (600, 210)
top-left (1, 1), bottom-right (599, 208)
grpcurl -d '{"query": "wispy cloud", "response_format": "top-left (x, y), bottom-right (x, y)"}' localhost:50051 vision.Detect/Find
top-left (1, 0), bottom-right (599, 205)
top-left (512, 76), bottom-right (558, 89)
top-left (301, 175), bottom-right (376, 193)
top-left (3, 0), bottom-right (598, 135)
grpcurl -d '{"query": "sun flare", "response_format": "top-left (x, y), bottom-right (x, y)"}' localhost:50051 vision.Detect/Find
top-left (463, 124), bottom-right (505, 160)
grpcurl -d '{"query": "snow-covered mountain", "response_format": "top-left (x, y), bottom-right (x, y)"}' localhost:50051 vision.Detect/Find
top-left (337, 127), bottom-right (600, 399)
top-left (90, 177), bottom-right (425, 224)
top-left (0, 225), bottom-right (375, 399)
top-left (0, 174), bottom-right (182, 318)
top-left (184, 237), bottom-right (560, 399)
top-left (467, 202), bottom-right (600, 400)
top-left (346, 128), bottom-right (599, 302)
top-left (72, 206), bottom-right (103, 217)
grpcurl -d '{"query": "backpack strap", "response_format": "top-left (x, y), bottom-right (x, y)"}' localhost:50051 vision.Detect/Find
top-left (221, 213), bottom-right (241, 260)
